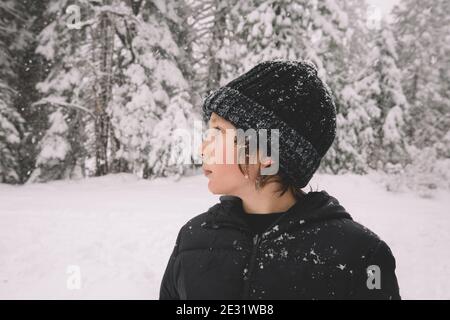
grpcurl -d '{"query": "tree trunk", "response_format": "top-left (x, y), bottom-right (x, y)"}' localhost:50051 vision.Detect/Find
top-left (206, 4), bottom-right (226, 92)
top-left (94, 9), bottom-right (114, 176)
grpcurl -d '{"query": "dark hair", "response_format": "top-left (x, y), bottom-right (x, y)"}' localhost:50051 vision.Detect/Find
top-left (235, 134), bottom-right (314, 199)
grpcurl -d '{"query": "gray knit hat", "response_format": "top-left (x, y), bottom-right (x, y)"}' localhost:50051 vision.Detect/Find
top-left (202, 59), bottom-right (336, 189)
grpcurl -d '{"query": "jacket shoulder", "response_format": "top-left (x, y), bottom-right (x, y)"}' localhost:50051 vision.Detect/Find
top-left (306, 217), bottom-right (385, 266)
top-left (324, 217), bottom-right (382, 247)
top-left (183, 202), bottom-right (221, 229)
top-left (176, 202), bottom-right (223, 252)
top-left (311, 218), bottom-right (400, 298)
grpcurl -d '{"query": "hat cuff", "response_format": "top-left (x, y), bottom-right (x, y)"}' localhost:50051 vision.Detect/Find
top-left (202, 86), bottom-right (321, 188)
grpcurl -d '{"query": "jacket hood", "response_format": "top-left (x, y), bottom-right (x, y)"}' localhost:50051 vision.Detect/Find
top-left (204, 190), bottom-right (353, 238)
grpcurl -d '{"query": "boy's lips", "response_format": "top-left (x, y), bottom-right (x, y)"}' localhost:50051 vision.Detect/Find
top-left (203, 168), bottom-right (213, 176)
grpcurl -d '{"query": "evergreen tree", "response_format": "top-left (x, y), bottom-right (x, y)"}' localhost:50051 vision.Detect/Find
top-left (30, 0), bottom-right (198, 182)
top-left (371, 22), bottom-right (411, 170)
top-left (109, 0), bottom-right (198, 179)
top-left (393, 0), bottom-right (450, 154)
top-left (0, 1), bottom-right (29, 183)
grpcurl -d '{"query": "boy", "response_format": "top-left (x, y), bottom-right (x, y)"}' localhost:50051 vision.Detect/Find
top-left (159, 60), bottom-right (401, 300)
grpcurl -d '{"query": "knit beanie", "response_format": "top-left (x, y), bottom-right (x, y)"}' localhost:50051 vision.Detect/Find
top-left (202, 59), bottom-right (336, 189)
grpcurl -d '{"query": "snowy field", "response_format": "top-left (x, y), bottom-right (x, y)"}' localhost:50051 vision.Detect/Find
top-left (0, 173), bottom-right (449, 299)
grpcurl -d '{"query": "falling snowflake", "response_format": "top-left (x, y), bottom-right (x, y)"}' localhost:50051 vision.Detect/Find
top-left (310, 249), bottom-right (323, 264)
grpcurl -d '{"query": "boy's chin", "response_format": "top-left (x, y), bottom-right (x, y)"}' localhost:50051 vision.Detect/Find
top-left (207, 185), bottom-right (222, 195)
top-left (207, 181), bottom-right (231, 195)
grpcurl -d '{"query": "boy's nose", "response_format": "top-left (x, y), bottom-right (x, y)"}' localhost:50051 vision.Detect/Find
top-left (198, 143), bottom-right (204, 158)
top-left (200, 139), bottom-right (211, 159)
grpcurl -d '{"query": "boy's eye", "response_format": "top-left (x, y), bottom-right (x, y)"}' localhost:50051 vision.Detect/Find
top-left (203, 127), bottom-right (222, 140)
top-left (213, 126), bottom-right (224, 133)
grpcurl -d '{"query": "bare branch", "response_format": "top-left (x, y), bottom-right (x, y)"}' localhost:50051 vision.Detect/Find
top-left (32, 98), bottom-right (96, 119)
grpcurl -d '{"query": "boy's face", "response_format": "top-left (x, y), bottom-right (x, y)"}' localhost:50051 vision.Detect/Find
top-left (201, 112), bottom-right (256, 195)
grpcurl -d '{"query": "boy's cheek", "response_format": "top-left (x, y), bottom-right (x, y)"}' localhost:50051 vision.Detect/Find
top-left (201, 142), bottom-right (216, 164)
top-left (209, 163), bottom-right (242, 175)
top-left (208, 146), bottom-right (237, 165)
top-left (202, 139), bottom-right (238, 165)
top-left (214, 164), bottom-right (244, 180)
top-left (222, 143), bottom-right (239, 164)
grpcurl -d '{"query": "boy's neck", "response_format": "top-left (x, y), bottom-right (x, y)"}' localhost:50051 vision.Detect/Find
top-left (239, 187), bottom-right (298, 215)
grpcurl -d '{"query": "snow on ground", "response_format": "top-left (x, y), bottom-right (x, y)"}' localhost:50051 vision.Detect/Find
top-left (0, 172), bottom-right (449, 299)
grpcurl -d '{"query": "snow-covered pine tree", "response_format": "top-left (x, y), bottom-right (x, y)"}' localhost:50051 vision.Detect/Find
top-left (225, 0), bottom-right (348, 80)
top-left (332, 12), bottom-right (411, 174)
top-left (322, 0), bottom-right (411, 176)
top-left (169, 0), bottom-right (200, 110)
top-left (0, 1), bottom-right (28, 183)
top-left (12, 1), bottom-right (54, 183)
top-left (338, 0), bottom-right (374, 81)
top-left (386, 0), bottom-right (450, 195)
top-left (319, 0), bottom-right (379, 174)
top-left (26, 108), bottom-right (79, 182)
top-left (370, 21), bottom-right (411, 171)
top-left (184, 0), bottom-right (241, 99)
top-left (109, 0), bottom-right (198, 179)
top-left (28, 0), bottom-right (92, 182)
top-left (330, 68), bottom-right (381, 173)
top-left (393, 0), bottom-right (450, 154)
top-left (30, 0), bottom-right (198, 182)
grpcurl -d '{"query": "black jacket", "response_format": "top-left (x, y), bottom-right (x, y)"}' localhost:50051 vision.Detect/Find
top-left (159, 191), bottom-right (401, 300)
